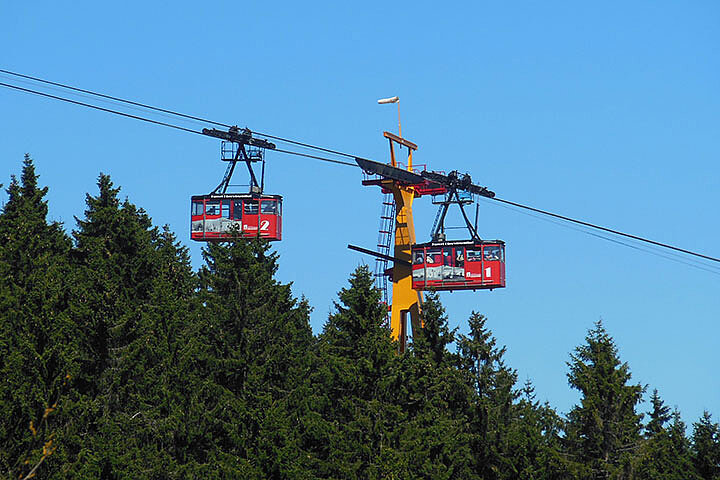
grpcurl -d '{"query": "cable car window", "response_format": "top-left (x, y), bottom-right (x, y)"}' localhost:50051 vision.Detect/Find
top-left (466, 249), bottom-right (483, 262)
top-left (426, 249), bottom-right (442, 264)
top-left (455, 250), bottom-right (464, 268)
top-left (483, 246), bottom-right (501, 261)
top-left (191, 201), bottom-right (203, 216)
top-left (206, 201), bottom-right (220, 216)
top-left (443, 248), bottom-right (453, 266)
top-left (222, 200), bottom-right (231, 218)
top-left (413, 251), bottom-right (425, 265)
top-left (233, 201), bottom-right (243, 220)
top-left (277, 201), bottom-right (282, 216)
top-left (244, 200), bottom-right (259, 215)
top-left (261, 200), bottom-right (277, 215)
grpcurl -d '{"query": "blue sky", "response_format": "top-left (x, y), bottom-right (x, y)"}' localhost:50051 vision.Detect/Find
top-left (1, 1), bottom-right (718, 426)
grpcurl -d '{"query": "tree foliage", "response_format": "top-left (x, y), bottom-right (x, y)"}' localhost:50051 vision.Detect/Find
top-left (0, 155), bottom-right (76, 477)
top-left (635, 404), bottom-right (699, 480)
top-left (0, 156), bottom-right (715, 479)
top-left (691, 411), bottom-right (720, 480)
top-left (565, 320), bottom-right (645, 479)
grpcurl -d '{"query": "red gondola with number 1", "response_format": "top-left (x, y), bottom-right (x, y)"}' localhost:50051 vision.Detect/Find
top-left (411, 239), bottom-right (505, 291)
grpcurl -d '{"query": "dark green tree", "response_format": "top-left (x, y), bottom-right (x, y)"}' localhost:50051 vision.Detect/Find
top-left (691, 411), bottom-right (720, 480)
top-left (192, 238), bottom-right (314, 478)
top-left (456, 312), bottom-right (519, 479)
top-left (504, 380), bottom-right (582, 479)
top-left (455, 312), bottom-right (578, 479)
top-left (84, 228), bottom-right (201, 478)
top-left (565, 320), bottom-right (645, 479)
top-left (391, 293), bottom-right (475, 479)
top-left (57, 175), bottom-right (201, 478)
top-left (69, 174), bottom-right (157, 399)
top-left (310, 265), bottom-right (404, 479)
top-left (0, 155), bottom-right (76, 478)
top-left (635, 403), bottom-right (700, 480)
top-left (645, 389), bottom-right (672, 438)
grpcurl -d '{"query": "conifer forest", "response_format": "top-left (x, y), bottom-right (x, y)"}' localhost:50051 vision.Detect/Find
top-left (2, 155), bottom-right (719, 479)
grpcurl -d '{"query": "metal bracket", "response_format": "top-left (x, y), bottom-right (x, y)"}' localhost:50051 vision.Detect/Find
top-left (205, 126), bottom-right (275, 195)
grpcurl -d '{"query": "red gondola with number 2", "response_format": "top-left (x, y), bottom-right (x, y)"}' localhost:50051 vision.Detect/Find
top-left (191, 193), bottom-right (282, 242)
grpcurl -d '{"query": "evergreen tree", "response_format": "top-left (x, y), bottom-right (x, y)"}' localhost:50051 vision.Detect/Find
top-left (0, 155), bottom-right (76, 477)
top-left (198, 239), bottom-right (312, 400)
top-left (505, 380), bottom-right (581, 479)
top-left (635, 399), bottom-right (699, 479)
top-left (691, 411), bottom-right (720, 480)
top-left (58, 175), bottom-right (200, 478)
top-left (456, 311), bottom-right (519, 479)
top-left (69, 174), bottom-right (157, 399)
top-left (565, 320), bottom-right (645, 479)
top-left (193, 239), bottom-right (314, 478)
top-left (310, 265), bottom-right (403, 479)
top-left (86, 228), bottom-right (200, 478)
top-left (646, 389), bottom-right (672, 438)
top-left (454, 312), bottom-right (577, 479)
top-left (411, 292), bottom-right (457, 364)
top-left (5, 157), bottom-right (715, 479)
top-left (668, 409), bottom-right (691, 452)
top-left (392, 293), bottom-right (475, 479)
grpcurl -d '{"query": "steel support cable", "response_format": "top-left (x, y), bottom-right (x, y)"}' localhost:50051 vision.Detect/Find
top-left (490, 196), bottom-right (720, 264)
top-left (0, 82), bottom-right (202, 136)
top-left (273, 148), bottom-right (358, 167)
top-left (0, 69), bottom-right (363, 160)
top-left (0, 81), bottom-right (361, 169)
top-left (0, 68), bottom-right (231, 129)
top-left (0, 74), bottom-right (196, 127)
top-left (3, 72), bottom-right (719, 265)
top-left (585, 232), bottom-right (720, 275)
top-left (484, 198), bottom-right (720, 275)
top-left (252, 131), bottom-right (360, 159)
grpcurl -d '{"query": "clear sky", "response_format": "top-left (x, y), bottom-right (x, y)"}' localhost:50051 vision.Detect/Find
top-left (1, 1), bottom-right (718, 427)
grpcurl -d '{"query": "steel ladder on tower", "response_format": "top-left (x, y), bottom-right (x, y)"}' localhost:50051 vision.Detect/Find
top-left (375, 192), bottom-right (395, 313)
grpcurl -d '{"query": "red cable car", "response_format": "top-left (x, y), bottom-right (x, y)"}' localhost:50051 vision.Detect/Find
top-left (190, 193), bottom-right (282, 241)
top-left (408, 180), bottom-right (506, 291)
top-left (352, 157), bottom-right (507, 296)
top-left (411, 239), bottom-right (505, 291)
top-left (191, 127), bottom-right (283, 242)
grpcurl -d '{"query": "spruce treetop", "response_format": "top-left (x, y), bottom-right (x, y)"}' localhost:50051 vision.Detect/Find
top-left (411, 292), bottom-right (456, 365)
top-left (3, 154), bottom-right (51, 223)
top-left (691, 411), bottom-right (720, 479)
top-left (321, 264), bottom-right (389, 348)
top-left (646, 389), bottom-right (672, 437)
top-left (565, 320), bottom-right (645, 477)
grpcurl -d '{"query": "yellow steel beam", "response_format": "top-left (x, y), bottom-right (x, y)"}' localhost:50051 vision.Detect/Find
top-left (385, 179), bottom-right (423, 352)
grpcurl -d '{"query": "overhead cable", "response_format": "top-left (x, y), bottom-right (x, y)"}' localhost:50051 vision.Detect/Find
top-left (0, 69), bottom-right (361, 159)
top-left (253, 131), bottom-right (360, 159)
top-left (484, 198), bottom-right (720, 275)
top-left (273, 148), bottom-right (358, 167)
top-left (3, 71), bottom-right (719, 267)
top-left (0, 82), bottom-right (201, 136)
top-left (0, 68), bottom-right (230, 129)
top-left (490, 196), bottom-right (720, 264)
top-left (0, 80), bottom-right (361, 169)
